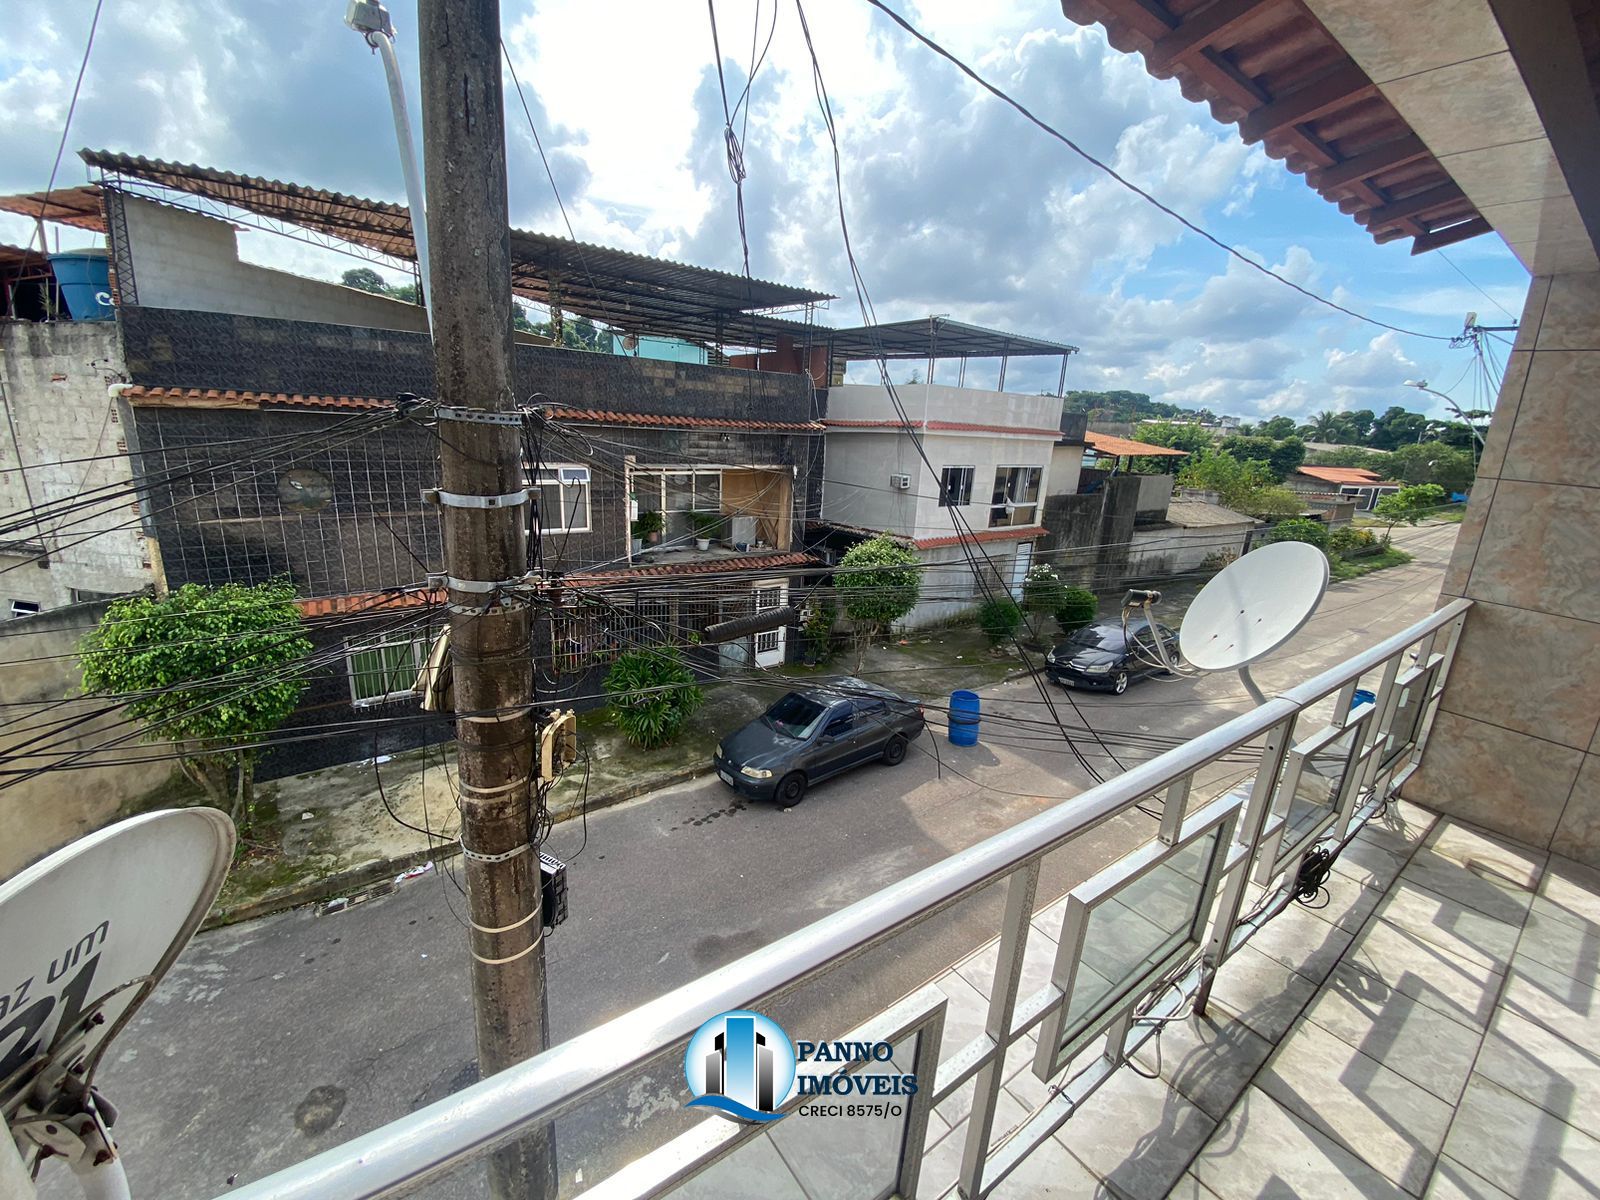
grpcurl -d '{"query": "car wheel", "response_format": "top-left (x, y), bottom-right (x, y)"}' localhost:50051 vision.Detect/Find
top-left (882, 735), bottom-right (908, 766)
top-left (777, 772), bottom-right (807, 806)
top-left (1113, 671), bottom-right (1129, 695)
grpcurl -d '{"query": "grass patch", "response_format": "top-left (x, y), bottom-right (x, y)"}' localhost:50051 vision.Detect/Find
top-left (1427, 504), bottom-right (1467, 523)
top-left (1330, 546), bottom-right (1413, 581)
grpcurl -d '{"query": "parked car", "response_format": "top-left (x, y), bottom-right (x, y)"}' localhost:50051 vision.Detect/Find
top-left (1046, 617), bottom-right (1179, 694)
top-left (713, 679), bottom-right (926, 806)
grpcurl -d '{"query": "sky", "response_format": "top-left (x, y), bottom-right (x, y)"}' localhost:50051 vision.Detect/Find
top-left (0, 0), bottom-right (1532, 421)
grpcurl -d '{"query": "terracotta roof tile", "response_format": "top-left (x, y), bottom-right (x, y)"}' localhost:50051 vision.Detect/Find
top-left (124, 386), bottom-right (391, 411)
top-left (1294, 465), bottom-right (1388, 485)
top-left (297, 588), bottom-right (444, 618)
top-left (1084, 432), bottom-right (1188, 458)
top-left (566, 551), bottom-right (817, 583)
top-left (914, 525), bottom-right (1047, 551)
top-left (547, 408), bottom-right (823, 432)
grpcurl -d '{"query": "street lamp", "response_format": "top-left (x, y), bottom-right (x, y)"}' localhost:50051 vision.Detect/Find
top-left (1403, 379), bottom-right (1486, 460)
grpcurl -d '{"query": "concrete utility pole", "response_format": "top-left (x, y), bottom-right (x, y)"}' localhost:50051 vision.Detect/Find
top-left (417, 1), bottom-right (556, 1196)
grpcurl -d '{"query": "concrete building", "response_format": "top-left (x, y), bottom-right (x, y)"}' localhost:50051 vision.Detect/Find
top-left (1126, 491), bottom-right (1261, 576)
top-left (1287, 463), bottom-right (1403, 510)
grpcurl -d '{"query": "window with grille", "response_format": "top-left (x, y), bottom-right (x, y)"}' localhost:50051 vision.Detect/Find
top-left (347, 631), bottom-right (431, 705)
top-left (632, 469), bottom-right (724, 546)
top-left (989, 466), bottom-right (1043, 528)
top-left (532, 466), bottom-right (591, 535)
top-left (939, 466), bottom-right (974, 508)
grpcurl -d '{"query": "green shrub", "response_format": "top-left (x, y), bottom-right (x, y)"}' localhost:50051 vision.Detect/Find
top-left (978, 596), bottom-right (1023, 645)
top-left (1269, 517), bottom-right (1329, 550)
top-left (602, 647), bottom-right (704, 749)
top-left (1054, 586), bottom-right (1098, 634)
top-left (1020, 563), bottom-right (1065, 614)
top-left (801, 598), bottom-right (838, 663)
top-left (837, 536), bottom-right (921, 669)
top-left (1328, 526), bottom-right (1377, 556)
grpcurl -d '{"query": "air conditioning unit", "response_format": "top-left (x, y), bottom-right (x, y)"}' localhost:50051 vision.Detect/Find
top-left (890, 473), bottom-right (912, 491)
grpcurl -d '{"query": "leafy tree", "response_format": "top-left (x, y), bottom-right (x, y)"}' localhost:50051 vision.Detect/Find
top-left (1305, 410), bottom-right (1351, 442)
top-left (1178, 452), bottom-right (1302, 517)
top-left (603, 647), bottom-right (704, 749)
top-left (1269, 435), bottom-right (1306, 479)
top-left (835, 536), bottom-right (922, 669)
top-left (1259, 416), bottom-right (1298, 439)
top-left (1055, 587), bottom-right (1098, 634)
top-left (1373, 483), bottom-right (1447, 545)
top-left (1345, 409), bottom-right (1377, 443)
top-left (1368, 406), bottom-right (1431, 451)
top-left (1135, 421), bottom-right (1215, 455)
top-left (1020, 563), bottom-right (1065, 641)
top-left (341, 267), bottom-right (389, 294)
top-left (1219, 433), bottom-right (1305, 481)
top-left (1269, 517), bottom-right (1329, 550)
top-left (800, 598), bottom-right (838, 664)
top-left (1308, 446), bottom-right (1391, 471)
top-left (78, 581), bottom-right (312, 832)
top-left (1387, 442), bottom-right (1475, 493)
top-left (978, 596), bottom-right (1022, 646)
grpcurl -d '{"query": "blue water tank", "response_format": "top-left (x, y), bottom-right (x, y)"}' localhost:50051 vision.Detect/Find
top-left (949, 690), bottom-right (981, 746)
top-left (49, 249), bottom-right (114, 321)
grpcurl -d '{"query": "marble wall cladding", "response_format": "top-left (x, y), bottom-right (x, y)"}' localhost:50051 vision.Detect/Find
top-left (1501, 352), bottom-right (1600, 486)
top-left (1513, 277), bottom-right (1552, 351)
top-left (1406, 712), bottom-right (1583, 848)
top-left (1383, 52), bottom-right (1546, 157)
top-left (1441, 477), bottom-right (1494, 599)
top-left (1304, 0), bottom-right (1506, 84)
top-left (1475, 355), bottom-right (1528, 481)
top-left (1464, 478), bottom-right (1600, 624)
top-left (1553, 756), bottom-right (1600, 862)
top-left (1537, 273), bottom-right (1600, 350)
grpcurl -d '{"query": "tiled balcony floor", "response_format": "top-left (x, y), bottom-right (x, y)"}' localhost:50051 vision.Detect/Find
top-left (917, 800), bottom-right (1600, 1198)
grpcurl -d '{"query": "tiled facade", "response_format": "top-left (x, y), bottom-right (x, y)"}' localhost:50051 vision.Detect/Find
top-left (1415, 272), bottom-right (1600, 866)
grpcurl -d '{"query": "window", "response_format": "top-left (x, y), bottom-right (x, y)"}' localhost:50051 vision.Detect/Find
top-left (754, 585), bottom-right (783, 655)
top-left (939, 466), bottom-right (974, 508)
top-left (823, 713), bottom-right (853, 737)
top-left (347, 631), bottom-right (431, 705)
top-left (532, 466), bottom-right (591, 535)
top-left (989, 466), bottom-right (1043, 527)
top-left (8, 600), bottom-right (40, 620)
top-left (633, 469), bottom-right (723, 545)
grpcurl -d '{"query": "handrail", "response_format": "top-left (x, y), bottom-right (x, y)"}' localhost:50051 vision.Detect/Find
top-left (220, 597), bottom-right (1472, 1200)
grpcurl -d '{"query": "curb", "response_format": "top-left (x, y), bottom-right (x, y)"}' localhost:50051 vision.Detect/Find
top-left (202, 762), bottom-right (719, 930)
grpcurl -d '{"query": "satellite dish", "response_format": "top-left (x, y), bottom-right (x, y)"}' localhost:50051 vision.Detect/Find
top-left (2, 808), bottom-right (233, 1184)
top-left (1179, 541), bottom-right (1328, 702)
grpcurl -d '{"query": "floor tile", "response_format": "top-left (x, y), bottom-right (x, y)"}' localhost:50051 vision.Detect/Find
top-left (1537, 856), bottom-right (1600, 928)
top-left (956, 926), bottom-right (1061, 1011)
top-left (1301, 867), bottom-right (1388, 934)
top-left (769, 1084), bottom-right (908, 1200)
top-left (1168, 1171), bottom-right (1223, 1199)
top-left (1442, 1075), bottom-right (1600, 1199)
top-left (1475, 1009), bottom-right (1600, 1137)
top-left (1305, 966), bottom-right (1483, 1106)
top-left (1332, 837), bottom-right (1410, 889)
top-left (1242, 906), bottom-right (1357, 986)
top-left (1423, 1156), bottom-right (1517, 1199)
top-left (1343, 919), bottom-right (1506, 1028)
top-left (670, 1134), bottom-right (806, 1200)
top-left (1131, 1011), bottom-right (1274, 1121)
top-left (1424, 822), bottom-right (1545, 890)
top-left (1203, 944), bottom-right (1318, 1042)
top-left (984, 1138), bottom-right (1110, 1197)
top-left (1371, 880), bottom-right (1524, 973)
top-left (1056, 1066), bottom-right (1218, 1200)
top-left (1192, 1087), bottom-right (1408, 1200)
top-left (1256, 1019), bottom-right (1455, 1194)
top-left (929, 1076), bottom-right (1030, 1172)
top-left (1499, 957), bottom-right (1600, 1053)
top-left (1515, 907), bottom-right (1600, 984)
top-left (1400, 850), bottom-right (1534, 924)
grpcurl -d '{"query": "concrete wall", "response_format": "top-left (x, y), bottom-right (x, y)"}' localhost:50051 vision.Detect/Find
top-left (1048, 443), bottom-right (1085, 497)
top-left (0, 322), bottom-right (152, 611)
top-left (1126, 522), bottom-right (1251, 578)
top-left (0, 598), bottom-right (176, 879)
top-left (901, 541), bottom-right (1026, 630)
top-left (1037, 476), bottom-right (1141, 588)
top-left (826, 382), bottom-right (1061, 432)
top-left (1134, 472), bottom-right (1175, 517)
top-left (1411, 273), bottom-right (1600, 866)
top-left (117, 196), bottom-right (430, 333)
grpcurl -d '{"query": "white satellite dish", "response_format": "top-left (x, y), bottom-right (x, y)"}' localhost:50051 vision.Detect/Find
top-left (1179, 541), bottom-right (1328, 702)
top-left (1, 808), bottom-right (233, 1193)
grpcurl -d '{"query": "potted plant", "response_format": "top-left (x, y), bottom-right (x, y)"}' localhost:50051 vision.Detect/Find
top-left (688, 510), bottom-right (723, 551)
top-left (633, 510), bottom-right (664, 549)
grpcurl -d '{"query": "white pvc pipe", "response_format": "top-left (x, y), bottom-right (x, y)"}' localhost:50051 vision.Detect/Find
top-left (371, 31), bottom-right (433, 333)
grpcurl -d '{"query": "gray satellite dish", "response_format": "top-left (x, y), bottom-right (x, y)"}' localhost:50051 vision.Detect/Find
top-left (1179, 541), bottom-right (1329, 703)
top-left (1, 808), bottom-right (233, 1196)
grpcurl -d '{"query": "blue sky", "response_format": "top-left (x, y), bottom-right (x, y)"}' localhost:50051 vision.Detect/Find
top-left (0, 0), bottom-right (1530, 421)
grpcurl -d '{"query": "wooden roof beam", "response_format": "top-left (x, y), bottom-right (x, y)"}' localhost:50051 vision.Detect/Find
top-left (1410, 217), bottom-right (1492, 255)
top-left (1307, 134), bottom-right (1430, 195)
top-left (1238, 61), bottom-right (1376, 144)
top-left (1147, 0), bottom-right (1270, 74)
top-left (1358, 182), bottom-right (1467, 228)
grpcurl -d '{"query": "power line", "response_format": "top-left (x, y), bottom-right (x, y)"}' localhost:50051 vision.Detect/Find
top-left (860, 0), bottom-right (1457, 344)
top-left (1438, 250), bottom-right (1518, 322)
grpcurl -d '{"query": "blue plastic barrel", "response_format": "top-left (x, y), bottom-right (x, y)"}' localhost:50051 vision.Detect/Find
top-left (1351, 688), bottom-right (1376, 710)
top-left (49, 249), bottom-right (114, 321)
top-left (949, 690), bottom-right (981, 746)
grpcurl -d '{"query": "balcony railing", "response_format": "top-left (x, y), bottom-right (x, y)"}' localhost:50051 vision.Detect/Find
top-left (220, 598), bottom-right (1471, 1200)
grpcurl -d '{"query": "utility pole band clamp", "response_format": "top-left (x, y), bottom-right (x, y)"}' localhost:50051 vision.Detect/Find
top-left (459, 838), bottom-right (532, 864)
top-left (456, 775), bottom-right (531, 798)
top-left (436, 406), bottom-right (524, 427)
top-left (425, 489), bottom-right (528, 510)
top-left (445, 574), bottom-right (524, 593)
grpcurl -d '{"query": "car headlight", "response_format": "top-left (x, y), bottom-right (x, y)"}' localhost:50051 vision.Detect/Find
top-left (1079, 663), bottom-right (1111, 674)
top-left (715, 744), bottom-right (723, 758)
top-left (740, 765), bottom-right (773, 779)
top-left (1045, 651), bottom-right (1056, 664)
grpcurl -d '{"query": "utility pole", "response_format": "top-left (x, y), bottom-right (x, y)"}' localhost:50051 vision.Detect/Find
top-left (417, 1), bottom-right (556, 1196)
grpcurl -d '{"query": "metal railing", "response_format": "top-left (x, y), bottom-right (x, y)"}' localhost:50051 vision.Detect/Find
top-left (220, 598), bottom-right (1471, 1200)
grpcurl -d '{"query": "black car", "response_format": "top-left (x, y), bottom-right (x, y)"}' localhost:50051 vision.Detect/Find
top-left (1046, 618), bottom-right (1180, 694)
top-left (712, 679), bottom-right (926, 806)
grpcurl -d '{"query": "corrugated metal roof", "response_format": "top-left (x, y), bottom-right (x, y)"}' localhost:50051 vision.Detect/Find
top-left (1059, 0), bottom-right (1491, 253)
top-left (0, 186), bottom-right (105, 231)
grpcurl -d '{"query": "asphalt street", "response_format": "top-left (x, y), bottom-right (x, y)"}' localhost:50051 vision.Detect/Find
top-left (51, 524), bottom-right (1458, 1200)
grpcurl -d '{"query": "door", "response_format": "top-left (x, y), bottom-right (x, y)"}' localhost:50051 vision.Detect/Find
top-left (754, 585), bottom-right (787, 668)
top-left (807, 707), bottom-right (862, 780)
top-left (1008, 542), bottom-right (1034, 600)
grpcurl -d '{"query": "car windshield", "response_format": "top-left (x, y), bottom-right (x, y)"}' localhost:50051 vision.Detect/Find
top-left (764, 693), bottom-right (829, 739)
top-left (1067, 624), bottom-right (1132, 651)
